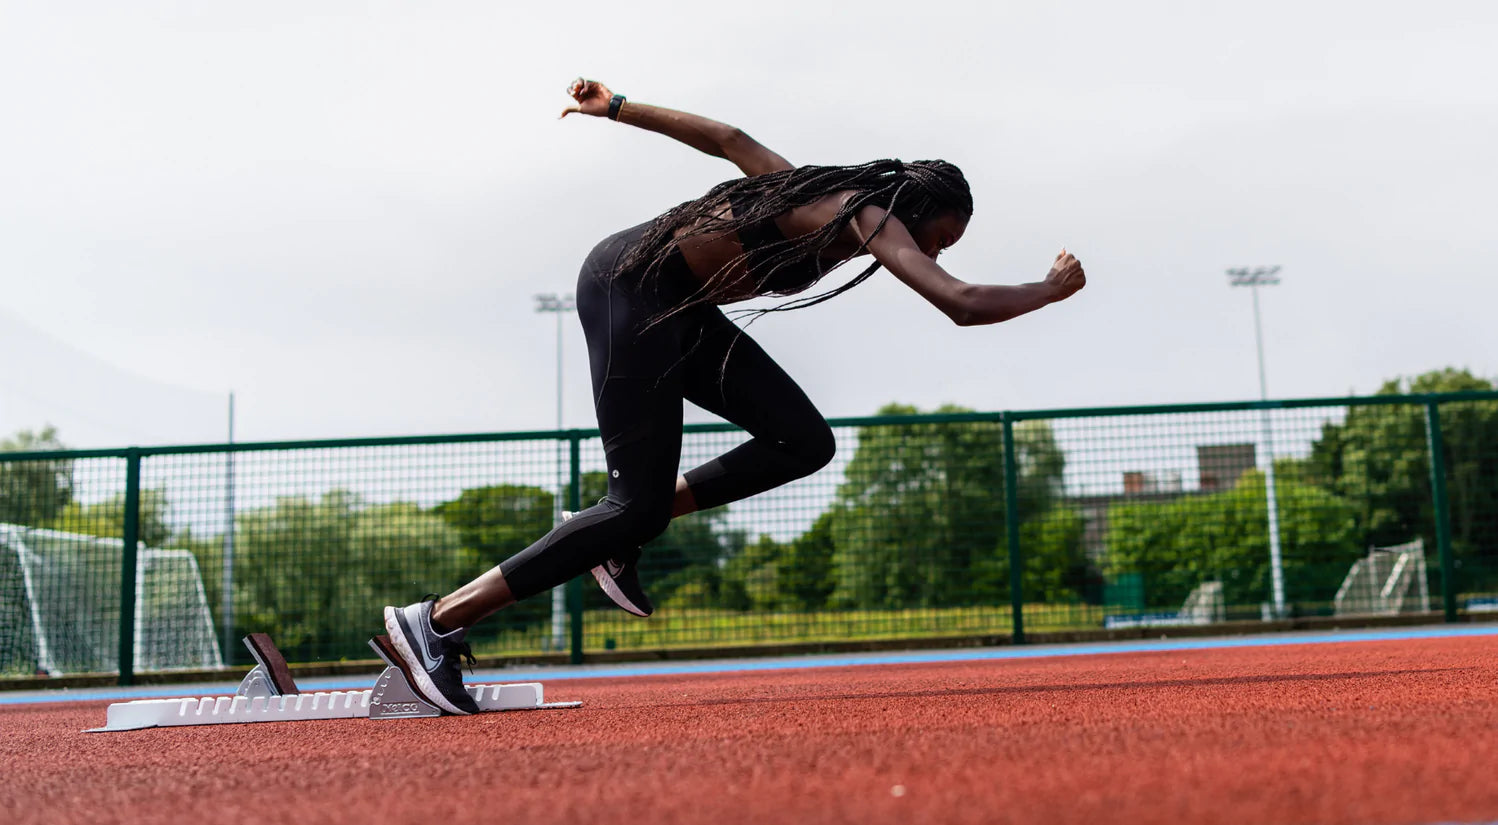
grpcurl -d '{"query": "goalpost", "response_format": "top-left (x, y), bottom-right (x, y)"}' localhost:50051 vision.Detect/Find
top-left (0, 524), bottom-right (224, 676)
top-left (1333, 538), bottom-right (1431, 617)
top-left (1103, 580), bottom-right (1226, 629)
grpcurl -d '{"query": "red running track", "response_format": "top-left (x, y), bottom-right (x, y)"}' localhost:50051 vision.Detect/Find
top-left (3, 635), bottom-right (1496, 825)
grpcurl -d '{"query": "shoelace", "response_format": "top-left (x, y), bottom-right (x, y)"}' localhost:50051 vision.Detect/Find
top-left (418, 593), bottom-right (477, 674)
top-left (433, 637), bottom-right (477, 676)
top-left (452, 640), bottom-right (477, 673)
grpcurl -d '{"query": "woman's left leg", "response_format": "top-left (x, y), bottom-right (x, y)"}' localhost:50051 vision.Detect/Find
top-left (675, 309), bottom-right (837, 513)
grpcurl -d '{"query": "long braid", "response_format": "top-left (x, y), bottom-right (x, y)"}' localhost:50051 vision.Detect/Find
top-left (616, 159), bottom-right (973, 324)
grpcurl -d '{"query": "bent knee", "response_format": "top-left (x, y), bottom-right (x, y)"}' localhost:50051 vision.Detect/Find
top-left (607, 499), bottom-right (673, 546)
top-left (793, 422), bottom-right (836, 476)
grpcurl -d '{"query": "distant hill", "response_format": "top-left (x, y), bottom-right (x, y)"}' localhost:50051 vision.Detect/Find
top-left (0, 309), bottom-right (224, 449)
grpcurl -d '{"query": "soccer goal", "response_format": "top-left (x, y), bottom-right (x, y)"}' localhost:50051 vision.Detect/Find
top-left (1333, 538), bottom-right (1431, 617)
top-left (0, 524), bottom-right (224, 676)
top-left (1103, 580), bottom-right (1226, 629)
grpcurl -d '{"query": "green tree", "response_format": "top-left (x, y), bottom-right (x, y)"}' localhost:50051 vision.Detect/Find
top-left (973, 507), bottom-right (1089, 604)
top-left (1105, 469), bottom-right (1361, 609)
top-left (716, 534), bottom-right (785, 611)
top-left (433, 484), bottom-right (555, 568)
top-left (642, 511), bottom-right (737, 593)
top-left (50, 489), bottom-right (172, 547)
top-left (0, 426), bottom-right (73, 527)
top-left (202, 490), bottom-right (470, 662)
top-left (703, 513), bottom-right (841, 613)
top-left (644, 510), bottom-right (743, 610)
top-left (826, 404), bottom-right (1072, 609)
top-left (778, 511), bottom-right (837, 610)
top-left (1308, 369), bottom-right (1498, 576)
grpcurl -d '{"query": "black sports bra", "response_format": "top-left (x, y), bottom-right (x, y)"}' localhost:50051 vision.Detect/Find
top-left (727, 192), bottom-right (827, 295)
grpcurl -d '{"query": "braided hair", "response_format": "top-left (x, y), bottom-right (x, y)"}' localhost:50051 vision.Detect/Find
top-left (617, 159), bottom-right (973, 321)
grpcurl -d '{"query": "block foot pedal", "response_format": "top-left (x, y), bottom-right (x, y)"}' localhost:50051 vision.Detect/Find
top-left (239, 632), bottom-right (300, 698)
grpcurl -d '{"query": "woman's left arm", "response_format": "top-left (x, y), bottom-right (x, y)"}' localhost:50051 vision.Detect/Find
top-left (561, 78), bottom-right (791, 177)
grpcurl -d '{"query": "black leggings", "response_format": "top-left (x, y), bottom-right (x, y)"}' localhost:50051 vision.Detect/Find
top-left (498, 221), bottom-right (836, 600)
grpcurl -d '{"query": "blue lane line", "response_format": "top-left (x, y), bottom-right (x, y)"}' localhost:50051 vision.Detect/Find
top-left (6, 623), bottom-right (1496, 706)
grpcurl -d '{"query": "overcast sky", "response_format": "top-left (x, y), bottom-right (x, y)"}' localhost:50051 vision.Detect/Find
top-left (3, 0), bottom-right (1495, 449)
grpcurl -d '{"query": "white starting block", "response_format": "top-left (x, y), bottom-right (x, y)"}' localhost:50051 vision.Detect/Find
top-left (87, 633), bottom-right (580, 732)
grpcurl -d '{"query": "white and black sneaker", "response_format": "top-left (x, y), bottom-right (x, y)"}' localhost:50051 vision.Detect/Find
top-left (590, 551), bottom-right (654, 617)
top-left (382, 596), bottom-right (481, 715)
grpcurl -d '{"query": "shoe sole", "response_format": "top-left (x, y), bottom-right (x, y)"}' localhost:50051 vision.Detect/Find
top-left (382, 606), bottom-right (473, 716)
top-left (589, 565), bottom-right (651, 617)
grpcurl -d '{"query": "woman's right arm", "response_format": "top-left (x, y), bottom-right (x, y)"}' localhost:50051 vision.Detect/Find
top-left (561, 78), bottom-right (792, 177)
top-left (851, 206), bottom-right (1087, 327)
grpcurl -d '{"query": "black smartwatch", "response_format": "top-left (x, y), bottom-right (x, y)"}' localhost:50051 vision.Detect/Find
top-left (607, 94), bottom-right (626, 121)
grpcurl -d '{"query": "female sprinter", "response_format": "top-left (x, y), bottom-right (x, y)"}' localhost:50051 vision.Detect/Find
top-left (384, 78), bottom-right (1087, 714)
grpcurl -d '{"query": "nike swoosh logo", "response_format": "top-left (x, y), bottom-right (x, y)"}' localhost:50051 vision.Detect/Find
top-left (606, 559), bottom-right (625, 577)
top-left (413, 620), bottom-right (442, 671)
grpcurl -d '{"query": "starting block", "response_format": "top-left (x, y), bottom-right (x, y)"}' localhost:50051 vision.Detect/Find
top-left (87, 633), bottom-right (581, 732)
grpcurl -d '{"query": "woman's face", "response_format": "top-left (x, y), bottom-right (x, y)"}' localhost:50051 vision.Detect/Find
top-left (911, 211), bottom-right (970, 260)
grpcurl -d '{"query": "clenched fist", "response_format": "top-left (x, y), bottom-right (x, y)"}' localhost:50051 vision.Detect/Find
top-left (1045, 248), bottom-right (1086, 301)
top-left (560, 77), bottom-right (615, 119)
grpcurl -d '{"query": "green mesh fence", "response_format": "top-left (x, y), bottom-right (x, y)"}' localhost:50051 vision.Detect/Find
top-left (2, 390), bottom-right (1495, 684)
top-left (1439, 398), bottom-right (1498, 615)
top-left (144, 437), bottom-right (570, 668)
top-left (582, 416), bottom-right (1020, 654)
top-left (1025, 402), bottom-right (1437, 629)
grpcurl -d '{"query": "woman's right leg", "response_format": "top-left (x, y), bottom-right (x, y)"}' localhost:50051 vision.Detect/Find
top-left (388, 225), bottom-right (690, 714)
top-left (432, 232), bottom-right (689, 630)
top-left (433, 438), bottom-right (680, 628)
top-left (393, 385), bottom-right (683, 715)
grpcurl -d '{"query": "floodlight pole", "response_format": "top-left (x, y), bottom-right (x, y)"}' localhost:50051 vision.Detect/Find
top-left (535, 293), bottom-right (576, 651)
top-left (1228, 266), bottom-right (1286, 619)
top-left (222, 392), bottom-right (236, 661)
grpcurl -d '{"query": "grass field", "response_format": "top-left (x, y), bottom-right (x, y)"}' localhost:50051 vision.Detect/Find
top-left (470, 602), bottom-right (1114, 657)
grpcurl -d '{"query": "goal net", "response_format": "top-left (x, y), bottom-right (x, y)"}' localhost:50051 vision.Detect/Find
top-left (0, 524), bottom-right (223, 676)
top-left (1333, 538), bottom-right (1431, 616)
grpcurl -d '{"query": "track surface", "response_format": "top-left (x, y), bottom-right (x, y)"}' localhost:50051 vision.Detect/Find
top-left (4, 635), bottom-right (1496, 825)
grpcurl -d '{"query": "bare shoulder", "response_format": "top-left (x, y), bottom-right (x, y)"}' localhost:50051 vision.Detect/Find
top-left (765, 190), bottom-right (917, 261)
top-left (777, 190), bottom-right (866, 244)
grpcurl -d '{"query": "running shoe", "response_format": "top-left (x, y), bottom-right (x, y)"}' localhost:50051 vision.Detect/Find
top-left (590, 551), bottom-right (654, 617)
top-left (382, 596), bottom-right (480, 715)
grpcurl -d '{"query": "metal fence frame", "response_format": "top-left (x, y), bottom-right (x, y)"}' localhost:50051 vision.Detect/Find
top-left (2, 389), bottom-right (1494, 685)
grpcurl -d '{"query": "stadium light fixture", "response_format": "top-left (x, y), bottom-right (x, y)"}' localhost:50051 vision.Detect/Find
top-left (1226, 266), bottom-right (1285, 619)
top-left (534, 292), bottom-right (576, 651)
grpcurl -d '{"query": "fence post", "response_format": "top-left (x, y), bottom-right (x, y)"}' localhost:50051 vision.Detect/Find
top-left (1002, 415), bottom-right (1025, 644)
top-left (567, 431), bottom-right (584, 664)
top-left (118, 449), bottom-right (142, 686)
top-left (1423, 400), bottom-right (1457, 623)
